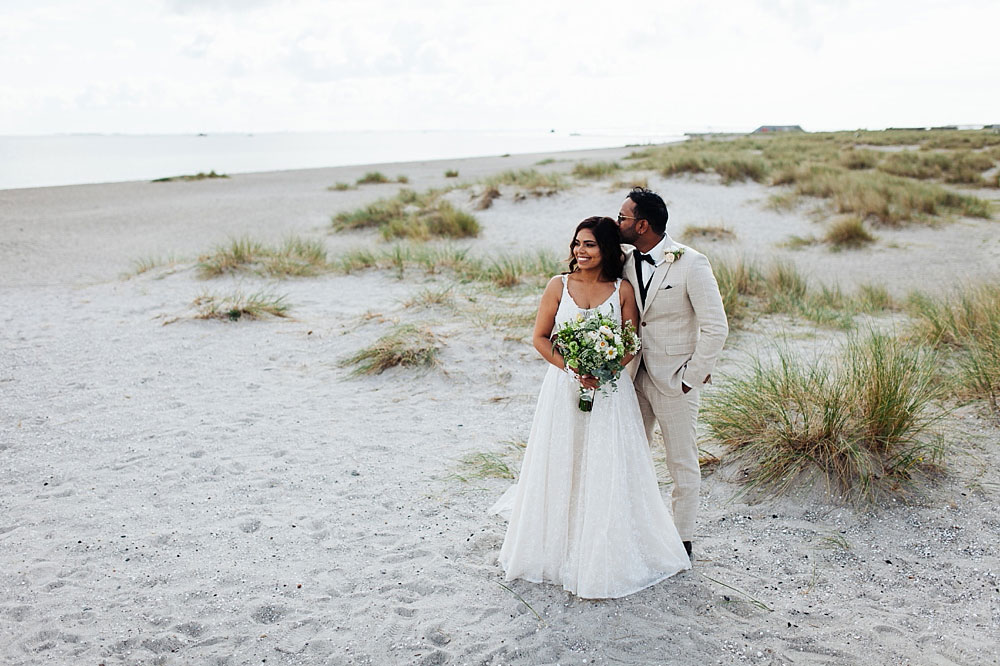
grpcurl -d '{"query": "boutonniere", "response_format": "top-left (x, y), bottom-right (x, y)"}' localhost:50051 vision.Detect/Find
top-left (663, 246), bottom-right (685, 263)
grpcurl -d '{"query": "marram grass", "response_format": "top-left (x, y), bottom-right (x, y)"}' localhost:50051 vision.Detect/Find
top-left (332, 188), bottom-right (480, 240)
top-left (703, 332), bottom-right (945, 503)
top-left (193, 290), bottom-right (290, 321)
top-left (197, 236), bottom-right (329, 278)
top-left (340, 324), bottom-right (439, 375)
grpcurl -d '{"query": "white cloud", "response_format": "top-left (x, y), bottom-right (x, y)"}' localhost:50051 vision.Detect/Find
top-left (1, 0), bottom-right (998, 134)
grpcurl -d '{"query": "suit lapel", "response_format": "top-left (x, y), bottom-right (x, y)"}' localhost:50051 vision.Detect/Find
top-left (640, 261), bottom-right (673, 317)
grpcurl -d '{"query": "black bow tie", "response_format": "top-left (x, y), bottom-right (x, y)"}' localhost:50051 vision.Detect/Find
top-left (635, 250), bottom-right (655, 265)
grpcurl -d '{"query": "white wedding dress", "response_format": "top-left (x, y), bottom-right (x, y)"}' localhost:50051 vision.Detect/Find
top-left (490, 276), bottom-right (690, 599)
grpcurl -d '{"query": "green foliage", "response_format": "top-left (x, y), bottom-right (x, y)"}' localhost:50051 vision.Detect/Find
top-left (482, 168), bottom-right (568, 195)
top-left (571, 161), bottom-right (621, 179)
top-left (328, 182), bottom-right (355, 191)
top-left (444, 169), bottom-right (459, 178)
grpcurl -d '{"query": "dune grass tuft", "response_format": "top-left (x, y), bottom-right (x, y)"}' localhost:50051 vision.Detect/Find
top-left (681, 225), bottom-right (737, 243)
top-left (703, 332), bottom-right (945, 503)
top-left (197, 236), bottom-right (330, 278)
top-left (328, 182), bottom-right (355, 191)
top-left (907, 284), bottom-right (1000, 412)
top-left (444, 169), bottom-right (459, 178)
top-left (152, 170), bottom-right (228, 183)
top-left (824, 216), bottom-right (876, 249)
top-left (193, 290), bottom-right (290, 321)
top-left (332, 188), bottom-right (480, 240)
top-left (482, 169), bottom-right (568, 196)
top-left (340, 324), bottom-right (439, 375)
top-left (356, 171), bottom-right (390, 185)
top-left (571, 161), bottom-right (621, 179)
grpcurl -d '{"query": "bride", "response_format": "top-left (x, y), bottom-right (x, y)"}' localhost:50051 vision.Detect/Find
top-left (491, 216), bottom-right (690, 599)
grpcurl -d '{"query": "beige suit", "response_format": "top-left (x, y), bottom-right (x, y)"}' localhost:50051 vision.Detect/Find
top-left (622, 236), bottom-right (728, 540)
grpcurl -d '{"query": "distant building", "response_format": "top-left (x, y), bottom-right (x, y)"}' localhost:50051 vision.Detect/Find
top-left (751, 125), bottom-right (804, 134)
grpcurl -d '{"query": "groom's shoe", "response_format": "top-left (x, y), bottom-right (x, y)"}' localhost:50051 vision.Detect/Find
top-left (683, 541), bottom-right (693, 558)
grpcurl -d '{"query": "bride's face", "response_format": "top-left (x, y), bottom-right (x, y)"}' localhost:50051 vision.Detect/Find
top-left (572, 229), bottom-right (602, 270)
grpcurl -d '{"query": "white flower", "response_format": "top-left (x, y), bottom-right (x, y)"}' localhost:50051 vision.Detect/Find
top-left (587, 330), bottom-right (600, 341)
top-left (575, 313), bottom-right (585, 322)
top-left (605, 347), bottom-right (618, 359)
top-left (597, 339), bottom-right (609, 351)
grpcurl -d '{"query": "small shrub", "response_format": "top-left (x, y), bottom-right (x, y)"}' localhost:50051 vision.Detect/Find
top-left (340, 324), bottom-right (439, 375)
top-left (197, 236), bottom-right (329, 278)
top-left (328, 182), bottom-right (354, 191)
top-left (444, 169), bottom-right (459, 178)
top-left (356, 171), bottom-right (390, 185)
top-left (333, 189), bottom-right (480, 240)
top-left (482, 169), bottom-right (567, 196)
top-left (396, 175), bottom-right (410, 184)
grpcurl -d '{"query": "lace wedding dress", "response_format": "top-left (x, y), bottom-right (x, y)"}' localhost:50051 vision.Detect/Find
top-left (490, 276), bottom-right (690, 599)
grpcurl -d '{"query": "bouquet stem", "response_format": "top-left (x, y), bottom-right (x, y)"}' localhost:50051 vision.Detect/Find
top-left (578, 387), bottom-right (595, 412)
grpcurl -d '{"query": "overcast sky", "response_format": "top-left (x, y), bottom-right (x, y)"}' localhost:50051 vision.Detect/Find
top-left (2, 0), bottom-right (998, 136)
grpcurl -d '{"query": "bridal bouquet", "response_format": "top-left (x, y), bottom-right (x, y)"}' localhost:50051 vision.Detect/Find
top-left (552, 312), bottom-right (641, 412)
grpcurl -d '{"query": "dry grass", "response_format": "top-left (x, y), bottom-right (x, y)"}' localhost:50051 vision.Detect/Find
top-left (824, 216), bottom-right (877, 249)
top-left (197, 236), bottom-right (329, 278)
top-left (703, 332), bottom-right (946, 503)
top-left (328, 182), bottom-right (355, 191)
top-left (193, 290), bottom-right (291, 321)
top-left (339, 324), bottom-right (439, 375)
top-left (332, 188), bottom-right (480, 240)
top-left (571, 161), bottom-right (621, 179)
top-left (444, 169), bottom-right (459, 178)
top-left (482, 169), bottom-right (568, 197)
top-left (680, 225), bottom-right (737, 243)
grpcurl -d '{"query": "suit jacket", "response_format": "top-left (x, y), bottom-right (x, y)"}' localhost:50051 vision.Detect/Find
top-left (622, 235), bottom-right (728, 397)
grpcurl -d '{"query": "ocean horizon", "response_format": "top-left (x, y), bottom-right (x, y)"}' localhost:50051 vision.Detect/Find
top-left (0, 129), bottom-right (698, 191)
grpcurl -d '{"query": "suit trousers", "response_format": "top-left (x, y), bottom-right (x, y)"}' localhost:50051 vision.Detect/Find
top-left (634, 364), bottom-right (701, 541)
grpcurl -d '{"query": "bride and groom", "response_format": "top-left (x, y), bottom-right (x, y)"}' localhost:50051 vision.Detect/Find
top-left (490, 187), bottom-right (729, 599)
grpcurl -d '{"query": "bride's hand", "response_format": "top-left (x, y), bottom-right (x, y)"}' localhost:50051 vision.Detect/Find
top-left (578, 374), bottom-right (599, 390)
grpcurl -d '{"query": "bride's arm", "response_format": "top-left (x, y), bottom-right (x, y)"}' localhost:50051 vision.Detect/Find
top-left (532, 276), bottom-right (569, 370)
top-left (620, 280), bottom-right (640, 368)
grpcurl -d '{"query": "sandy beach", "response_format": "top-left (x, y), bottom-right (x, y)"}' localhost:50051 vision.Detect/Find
top-left (2, 144), bottom-right (999, 666)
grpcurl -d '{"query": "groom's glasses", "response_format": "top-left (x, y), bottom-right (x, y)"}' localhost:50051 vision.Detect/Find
top-left (617, 214), bottom-right (639, 223)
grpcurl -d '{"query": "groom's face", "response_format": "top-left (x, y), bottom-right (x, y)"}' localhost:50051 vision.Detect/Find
top-left (616, 199), bottom-right (642, 243)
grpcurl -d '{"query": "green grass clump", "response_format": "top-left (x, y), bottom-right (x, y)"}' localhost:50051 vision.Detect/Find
top-left (396, 175), bottom-right (410, 183)
top-left (356, 171), bottom-right (390, 185)
top-left (680, 225), bottom-right (736, 243)
top-left (907, 284), bottom-right (1000, 412)
top-left (824, 216), bottom-right (876, 249)
top-left (444, 169), bottom-right (459, 178)
top-left (152, 170), bottom-right (228, 183)
top-left (340, 324), bottom-right (439, 375)
top-left (193, 290), bottom-right (290, 321)
top-left (571, 161), bottom-right (621, 179)
top-left (328, 182), bottom-right (355, 191)
top-left (197, 236), bottom-right (329, 278)
top-left (482, 169), bottom-right (568, 196)
top-left (332, 188), bottom-right (480, 240)
top-left (703, 332), bottom-right (945, 503)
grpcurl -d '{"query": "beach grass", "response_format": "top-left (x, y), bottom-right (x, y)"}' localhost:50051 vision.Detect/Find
top-left (907, 283), bottom-right (1000, 412)
top-left (197, 236), bottom-right (330, 278)
top-left (332, 188), bottom-right (480, 240)
top-left (633, 130), bottom-right (995, 224)
top-left (681, 224), bottom-right (737, 243)
top-left (328, 182), bottom-right (355, 191)
top-left (482, 168), bottom-right (568, 196)
top-left (356, 171), bottom-right (390, 185)
top-left (340, 324), bottom-right (439, 375)
top-left (193, 290), bottom-right (290, 321)
top-left (152, 170), bottom-right (228, 183)
top-left (824, 216), bottom-right (877, 249)
top-left (403, 285), bottom-right (455, 308)
top-left (474, 185), bottom-right (502, 210)
top-left (445, 169), bottom-right (459, 178)
top-left (571, 161), bottom-right (621, 179)
top-left (702, 332), bottom-right (945, 503)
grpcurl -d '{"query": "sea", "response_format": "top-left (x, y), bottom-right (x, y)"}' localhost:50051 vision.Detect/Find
top-left (0, 129), bottom-right (691, 191)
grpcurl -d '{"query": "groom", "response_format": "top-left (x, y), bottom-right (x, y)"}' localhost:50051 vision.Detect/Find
top-left (617, 187), bottom-right (728, 557)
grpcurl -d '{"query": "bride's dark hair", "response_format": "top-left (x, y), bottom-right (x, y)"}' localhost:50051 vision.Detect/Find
top-left (567, 216), bottom-right (624, 282)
